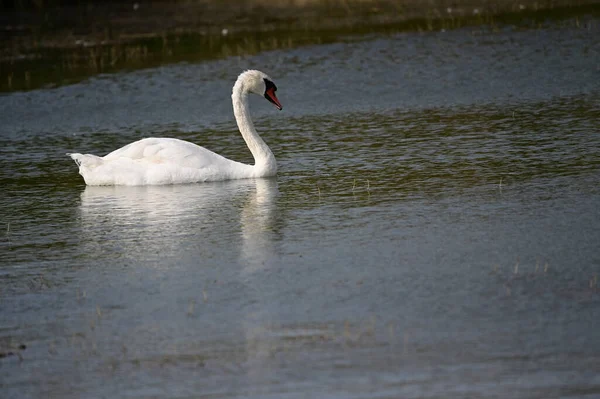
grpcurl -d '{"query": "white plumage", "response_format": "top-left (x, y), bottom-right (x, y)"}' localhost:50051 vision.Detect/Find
top-left (68, 70), bottom-right (283, 186)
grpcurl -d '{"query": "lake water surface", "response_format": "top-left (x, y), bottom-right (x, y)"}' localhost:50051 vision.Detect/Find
top-left (1, 19), bottom-right (600, 398)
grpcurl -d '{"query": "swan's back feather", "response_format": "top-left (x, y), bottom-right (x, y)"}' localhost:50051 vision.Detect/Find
top-left (104, 138), bottom-right (226, 169)
top-left (69, 138), bottom-right (254, 186)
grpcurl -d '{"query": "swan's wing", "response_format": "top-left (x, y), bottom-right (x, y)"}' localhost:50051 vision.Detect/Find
top-left (103, 137), bottom-right (229, 169)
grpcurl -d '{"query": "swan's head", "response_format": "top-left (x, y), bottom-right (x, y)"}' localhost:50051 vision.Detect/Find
top-left (237, 69), bottom-right (283, 111)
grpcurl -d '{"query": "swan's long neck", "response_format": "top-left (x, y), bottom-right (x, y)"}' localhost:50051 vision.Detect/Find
top-left (232, 81), bottom-right (276, 175)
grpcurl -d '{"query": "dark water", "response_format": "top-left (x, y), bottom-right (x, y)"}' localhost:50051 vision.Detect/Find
top-left (1, 20), bottom-right (600, 398)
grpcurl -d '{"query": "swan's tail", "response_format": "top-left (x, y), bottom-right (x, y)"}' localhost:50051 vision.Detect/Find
top-left (67, 153), bottom-right (104, 168)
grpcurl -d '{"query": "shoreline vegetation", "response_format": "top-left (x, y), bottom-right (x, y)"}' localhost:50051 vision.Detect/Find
top-left (1, 0), bottom-right (599, 92)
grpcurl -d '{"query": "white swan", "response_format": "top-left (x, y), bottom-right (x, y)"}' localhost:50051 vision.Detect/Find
top-left (68, 69), bottom-right (283, 186)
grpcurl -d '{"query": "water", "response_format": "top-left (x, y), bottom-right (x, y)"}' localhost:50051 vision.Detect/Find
top-left (1, 20), bottom-right (600, 398)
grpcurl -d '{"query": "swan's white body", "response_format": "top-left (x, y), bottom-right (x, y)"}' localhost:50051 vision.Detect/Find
top-left (69, 70), bottom-right (282, 186)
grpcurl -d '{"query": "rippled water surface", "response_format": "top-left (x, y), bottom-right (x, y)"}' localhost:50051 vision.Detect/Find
top-left (1, 20), bottom-right (600, 398)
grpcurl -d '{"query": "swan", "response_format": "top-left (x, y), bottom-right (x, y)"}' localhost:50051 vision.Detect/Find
top-left (68, 69), bottom-right (283, 186)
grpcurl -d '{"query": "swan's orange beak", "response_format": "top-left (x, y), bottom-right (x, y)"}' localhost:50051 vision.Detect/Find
top-left (265, 87), bottom-right (283, 111)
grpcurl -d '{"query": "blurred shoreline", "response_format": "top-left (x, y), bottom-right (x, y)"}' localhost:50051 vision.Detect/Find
top-left (1, 0), bottom-right (599, 92)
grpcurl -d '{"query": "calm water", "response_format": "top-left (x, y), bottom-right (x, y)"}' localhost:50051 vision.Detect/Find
top-left (1, 20), bottom-right (600, 398)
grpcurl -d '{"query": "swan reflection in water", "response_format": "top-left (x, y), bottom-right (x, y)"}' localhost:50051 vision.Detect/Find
top-left (78, 178), bottom-right (279, 265)
top-left (78, 178), bottom-right (284, 390)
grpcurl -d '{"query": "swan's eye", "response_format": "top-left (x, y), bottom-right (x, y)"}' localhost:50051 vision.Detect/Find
top-left (264, 78), bottom-right (277, 93)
